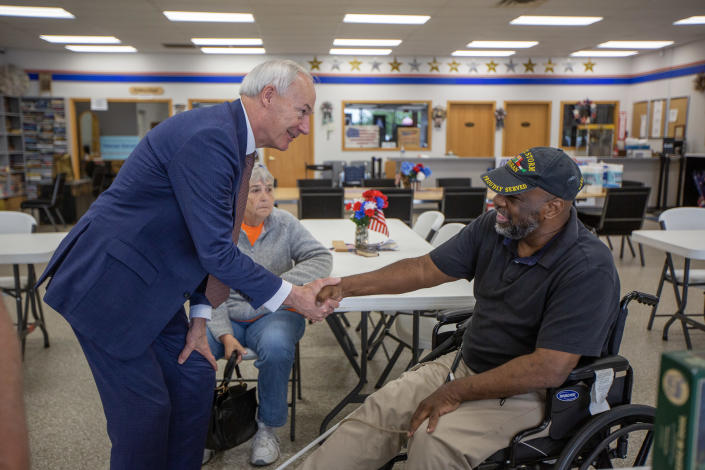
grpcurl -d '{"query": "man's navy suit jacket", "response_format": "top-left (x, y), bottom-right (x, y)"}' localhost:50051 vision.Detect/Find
top-left (39, 100), bottom-right (281, 359)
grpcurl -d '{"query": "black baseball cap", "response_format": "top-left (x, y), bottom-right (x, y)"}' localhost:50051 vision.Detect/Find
top-left (480, 147), bottom-right (584, 200)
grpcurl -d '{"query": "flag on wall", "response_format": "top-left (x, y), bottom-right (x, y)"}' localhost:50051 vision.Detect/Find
top-left (368, 209), bottom-right (389, 237)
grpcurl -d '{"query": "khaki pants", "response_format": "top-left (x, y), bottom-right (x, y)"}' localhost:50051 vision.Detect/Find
top-left (299, 352), bottom-right (546, 470)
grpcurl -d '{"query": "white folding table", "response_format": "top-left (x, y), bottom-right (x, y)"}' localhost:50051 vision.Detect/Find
top-left (301, 218), bottom-right (474, 432)
top-left (631, 229), bottom-right (705, 348)
top-left (0, 232), bottom-right (66, 354)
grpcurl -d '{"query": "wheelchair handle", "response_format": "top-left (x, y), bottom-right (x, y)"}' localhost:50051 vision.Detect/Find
top-left (621, 290), bottom-right (659, 309)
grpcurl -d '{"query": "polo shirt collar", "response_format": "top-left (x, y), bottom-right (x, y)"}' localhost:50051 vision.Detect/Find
top-left (239, 100), bottom-right (256, 154)
top-left (502, 206), bottom-right (580, 269)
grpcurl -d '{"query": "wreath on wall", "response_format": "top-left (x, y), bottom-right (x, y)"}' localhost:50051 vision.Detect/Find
top-left (494, 107), bottom-right (506, 130)
top-left (695, 73), bottom-right (705, 93)
top-left (432, 106), bottom-right (446, 129)
top-left (573, 98), bottom-right (597, 124)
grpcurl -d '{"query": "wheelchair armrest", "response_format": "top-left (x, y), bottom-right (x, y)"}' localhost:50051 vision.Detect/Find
top-left (564, 355), bottom-right (629, 382)
top-left (436, 308), bottom-right (473, 324)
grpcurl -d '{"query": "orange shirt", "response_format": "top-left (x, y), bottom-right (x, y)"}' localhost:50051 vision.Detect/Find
top-left (242, 221), bottom-right (264, 246)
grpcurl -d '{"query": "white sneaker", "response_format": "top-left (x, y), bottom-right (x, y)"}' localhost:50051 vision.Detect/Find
top-left (250, 424), bottom-right (280, 466)
top-left (202, 448), bottom-right (215, 466)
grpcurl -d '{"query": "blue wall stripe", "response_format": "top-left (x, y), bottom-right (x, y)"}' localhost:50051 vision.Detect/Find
top-left (27, 60), bottom-right (705, 85)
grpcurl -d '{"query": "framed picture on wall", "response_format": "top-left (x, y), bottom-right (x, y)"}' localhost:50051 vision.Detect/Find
top-left (674, 124), bottom-right (685, 140)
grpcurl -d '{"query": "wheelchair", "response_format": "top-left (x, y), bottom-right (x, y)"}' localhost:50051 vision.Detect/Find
top-left (381, 291), bottom-right (658, 470)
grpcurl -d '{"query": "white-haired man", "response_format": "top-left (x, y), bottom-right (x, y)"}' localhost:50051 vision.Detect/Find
top-left (38, 60), bottom-right (339, 470)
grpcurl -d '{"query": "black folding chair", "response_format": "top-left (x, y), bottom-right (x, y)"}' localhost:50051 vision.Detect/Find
top-left (441, 187), bottom-right (487, 224)
top-left (298, 187), bottom-right (344, 218)
top-left (362, 178), bottom-right (396, 188)
top-left (297, 178), bottom-right (333, 188)
top-left (21, 172), bottom-right (67, 231)
top-left (437, 177), bottom-right (472, 187)
top-left (577, 187), bottom-right (651, 266)
top-left (381, 188), bottom-right (413, 226)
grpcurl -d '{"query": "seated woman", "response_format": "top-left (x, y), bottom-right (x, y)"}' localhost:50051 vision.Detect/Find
top-left (206, 164), bottom-right (332, 466)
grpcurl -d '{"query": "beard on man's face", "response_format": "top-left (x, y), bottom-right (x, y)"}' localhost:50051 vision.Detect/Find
top-left (494, 209), bottom-right (540, 240)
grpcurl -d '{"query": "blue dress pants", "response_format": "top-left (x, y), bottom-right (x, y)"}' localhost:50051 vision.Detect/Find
top-left (74, 307), bottom-right (215, 470)
top-left (206, 308), bottom-right (305, 428)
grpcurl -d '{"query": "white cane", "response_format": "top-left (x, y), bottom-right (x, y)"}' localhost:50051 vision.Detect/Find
top-left (274, 413), bottom-right (350, 470)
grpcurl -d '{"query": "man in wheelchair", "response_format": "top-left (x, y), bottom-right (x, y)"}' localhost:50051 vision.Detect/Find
top-left (301, 147), bottom-right (629, 469)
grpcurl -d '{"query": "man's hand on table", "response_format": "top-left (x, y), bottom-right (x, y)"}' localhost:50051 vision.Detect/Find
top-left (286, 277), bottom-right (341, 322)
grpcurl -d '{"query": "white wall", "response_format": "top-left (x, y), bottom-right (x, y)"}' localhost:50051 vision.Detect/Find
top-left (5, 41), bottom-right (705, 163)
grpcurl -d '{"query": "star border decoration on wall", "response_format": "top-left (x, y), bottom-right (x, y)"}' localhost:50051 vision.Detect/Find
top-left (544, 59), bottom-right (555, 73)
top-left (448, 60), bottom-right (460, 72)
top-left (523, 59), bottom-right (535, 73)
top-left (389, 57), bottom-right (402, 72)
top-left (409, 58), bottom-right (421, 72)
top-left (308, 56), bottom-right (322, 71)
top-left (349, 58), bottom-right (362, 71)
top-left (486, 60), bottom-right (498, 73)
top-left (505, 59), bottom-right (517, 73)
top-left (370, 60), bottom-right (382, 71)
top-left (583, 60), bottom-right (596, 72)
top-left (428, 57), bottom-right (440, 72)
top-left (563, 62), bottom-right (574, 73)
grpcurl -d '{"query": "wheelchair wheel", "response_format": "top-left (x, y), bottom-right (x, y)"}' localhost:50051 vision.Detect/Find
top-left (553, 404), bottom-right (655, 470)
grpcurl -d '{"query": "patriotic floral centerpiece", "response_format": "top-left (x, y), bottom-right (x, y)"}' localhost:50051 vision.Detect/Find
top-left (345, 189), bottom-right (389, 248)
top-left (400, 162), bottom-right (431, 188)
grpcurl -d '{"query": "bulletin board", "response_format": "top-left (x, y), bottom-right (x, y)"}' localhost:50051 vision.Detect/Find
top-left (631, 101), bottom-right (648, 139)
top-left (649, 99), bottom-right (666, 138)
top-left (666, 96), bottom-right (688, 138)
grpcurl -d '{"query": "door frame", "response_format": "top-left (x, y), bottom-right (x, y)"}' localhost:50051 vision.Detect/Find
top-left (69, 98), bottom-right (173, 180)
top-left (446, 100), bottom-right (496, 157)
top-left (502, 101), bottom-right (551, 157)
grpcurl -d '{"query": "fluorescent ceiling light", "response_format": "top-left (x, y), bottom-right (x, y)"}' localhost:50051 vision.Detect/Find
top-left (343, 14), bottom-right (429, 24)
top-left (65, 45), bottom-right (137, 53)
top-left (200, 47), bottom-right (265, 54)
top-left (41, 35), bottom-right (120, 44)
top-left (452, 50), bottom-right (515, 57)
top-left (0, 5), bottom-right (73, 18)
top-left (163, 11), bottom-right (254, 22)
top-left (466, 40), bottom-right (537, 48)
top-left (191, 38), bottom-right (262, 46)
top-left (598, 40), bottom-right (673, 49)
top-left (329, 48), bottom-right (392, 55)
top-left (673, 16), bottom-right (705, 25)
top-left (333, 39), bottom-right (401, 47)
top-left (510, 15), bottom-right (602, 26)
top-left (571, 50), bottom-right (637, 57)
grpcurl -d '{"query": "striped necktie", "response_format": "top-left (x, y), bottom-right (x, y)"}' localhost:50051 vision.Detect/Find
top-left (205, 151), bottom-right (257, 307)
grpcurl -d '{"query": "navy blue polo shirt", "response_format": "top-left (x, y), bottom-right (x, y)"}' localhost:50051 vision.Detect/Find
top-left (430, 207), bottom-right (620, 373)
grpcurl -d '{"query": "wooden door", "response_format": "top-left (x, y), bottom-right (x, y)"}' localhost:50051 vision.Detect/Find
top-left (502, 101), bottom-right (551, 156)
top-left (631, 101), bottom-right (648, 138)
top-left (446, 101), bottom-right (495, 157)
top-left (262, 114), bottom-right (314, 187)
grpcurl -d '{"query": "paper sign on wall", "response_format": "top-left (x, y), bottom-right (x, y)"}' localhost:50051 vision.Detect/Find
top-left (651, 101), bottom-right (663, 138)
top-left (91, 98), bottom-right (108, 111)
top-left (669, 109), bottom-right (678, 123)
top-left (639, 115), bottom-right (647, 138)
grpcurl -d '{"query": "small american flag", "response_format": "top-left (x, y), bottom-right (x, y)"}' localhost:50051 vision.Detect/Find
top-left (368, 209), bottom-right (389, 237)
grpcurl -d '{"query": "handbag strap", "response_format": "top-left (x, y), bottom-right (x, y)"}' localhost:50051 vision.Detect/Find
top-left (219, 354), bottom-right (245, 388)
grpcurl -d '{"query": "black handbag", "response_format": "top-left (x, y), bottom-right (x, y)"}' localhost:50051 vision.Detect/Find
top-left (205, 354), bottom-right (258, 451)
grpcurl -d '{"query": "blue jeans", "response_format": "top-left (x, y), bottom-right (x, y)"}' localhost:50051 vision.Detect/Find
top-left (207, 309), bottom-right (305, 428)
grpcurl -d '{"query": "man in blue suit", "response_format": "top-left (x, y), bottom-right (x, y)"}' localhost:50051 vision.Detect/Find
top-left (37, 60), bottom-right (338, 470)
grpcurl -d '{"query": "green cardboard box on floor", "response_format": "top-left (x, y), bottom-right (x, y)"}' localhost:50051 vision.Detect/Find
top-left (654, 350), bottom-right (705, 470)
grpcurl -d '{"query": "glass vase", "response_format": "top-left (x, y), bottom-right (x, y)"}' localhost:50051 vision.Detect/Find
top-left (354, 224), bottom-right (369, 250)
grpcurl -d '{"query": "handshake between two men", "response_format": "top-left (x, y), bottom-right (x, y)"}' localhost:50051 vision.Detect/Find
top-left (287, 276), bottom-right (344, 322)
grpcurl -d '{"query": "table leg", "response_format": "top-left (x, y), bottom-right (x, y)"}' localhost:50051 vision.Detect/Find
top-left (325, 315), bottom-right (360, 377)
top-left (320, 311), bottom-right (369, 434)
top-left (27, 265), bottom-right (49, 348)
top-left (12, 264), bottom-right (25, 357)
top-left (663, 258), bottom-right (693, 349)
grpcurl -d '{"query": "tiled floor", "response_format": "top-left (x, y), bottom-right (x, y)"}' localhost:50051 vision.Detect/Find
top-left (7, 218), bottom-right (705, 469)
